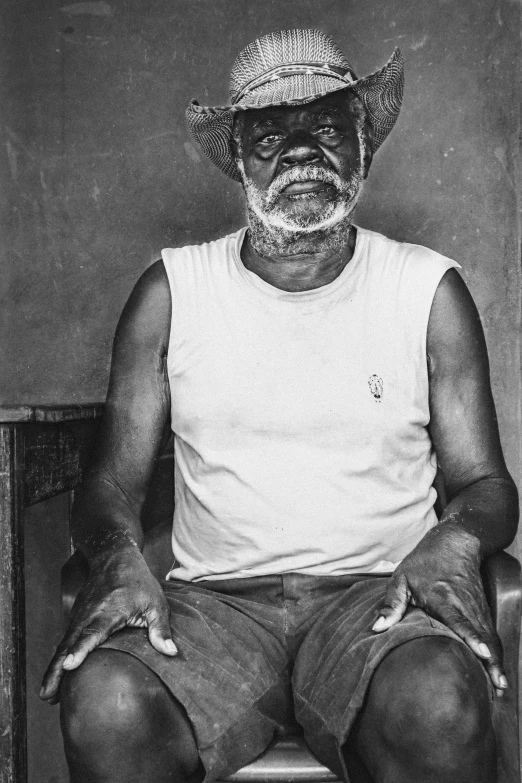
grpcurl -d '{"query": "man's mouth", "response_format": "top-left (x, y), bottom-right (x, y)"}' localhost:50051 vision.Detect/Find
top-left (280, 180), bottom-right (334, 198)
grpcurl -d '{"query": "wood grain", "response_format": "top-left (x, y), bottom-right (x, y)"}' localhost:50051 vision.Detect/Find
top-left (23, 419), bottom-right (102, 507)
top-left (0, 424), bottom-right (27, 783)
top-left (0, 404), bottom-right (104, 425)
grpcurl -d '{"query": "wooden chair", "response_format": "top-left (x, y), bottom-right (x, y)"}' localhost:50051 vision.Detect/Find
top-left (1, 404), bottom-right (520, 783)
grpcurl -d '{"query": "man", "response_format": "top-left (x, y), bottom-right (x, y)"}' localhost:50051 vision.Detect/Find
top-left (40, 29), bottom-right (518, 783)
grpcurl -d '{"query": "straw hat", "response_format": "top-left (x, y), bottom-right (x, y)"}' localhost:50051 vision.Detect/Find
top-left (186, 29), bottom-right (404, 182)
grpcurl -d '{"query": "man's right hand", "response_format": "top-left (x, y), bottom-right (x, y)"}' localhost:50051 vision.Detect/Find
top-left (40, 546), bottom-right (177, 704)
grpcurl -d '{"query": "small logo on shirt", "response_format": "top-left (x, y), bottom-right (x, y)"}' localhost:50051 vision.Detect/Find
top-left (368, 375), bottom-right (383, 402)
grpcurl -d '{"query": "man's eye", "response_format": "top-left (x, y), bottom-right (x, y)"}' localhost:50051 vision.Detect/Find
top-left (316, 126), bottom-right (337, 136)
top-left (257, 133), bottom-right (282, 145)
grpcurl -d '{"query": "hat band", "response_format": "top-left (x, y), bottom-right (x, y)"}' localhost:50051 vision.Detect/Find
top-left (232, 62), bottom-right (356, 104)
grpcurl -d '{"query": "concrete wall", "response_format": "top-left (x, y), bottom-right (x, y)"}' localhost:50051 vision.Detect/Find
top-left (1, 1), bottom-right (520, 781)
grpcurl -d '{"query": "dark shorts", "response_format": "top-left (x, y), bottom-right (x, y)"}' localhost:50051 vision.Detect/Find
top-left (102, 572), bottom-right (483, 782)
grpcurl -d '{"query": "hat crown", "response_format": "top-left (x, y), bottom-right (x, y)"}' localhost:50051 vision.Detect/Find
top-left (230, 29), bottom-right (353, 102)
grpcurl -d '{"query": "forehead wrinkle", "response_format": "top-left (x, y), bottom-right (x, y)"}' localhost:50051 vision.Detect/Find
top-left (315, 108), bottom-right (343, 120)
top-left (251, 117), bottom-right (279, 131)
top-left (247, 101), bottom-right (347, 132)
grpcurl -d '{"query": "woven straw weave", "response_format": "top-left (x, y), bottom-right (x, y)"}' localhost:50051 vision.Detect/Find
top-left (230, 30), bottom-right (353, 103)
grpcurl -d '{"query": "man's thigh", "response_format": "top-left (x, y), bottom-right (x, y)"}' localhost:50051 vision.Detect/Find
top-left (101, 578), bottom-right (293, 782)
top-left (292, 577), bottom-right (493, 782)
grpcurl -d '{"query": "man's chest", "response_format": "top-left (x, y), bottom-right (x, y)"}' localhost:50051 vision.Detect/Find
top-left (168, 298), bottom-right (429, 451)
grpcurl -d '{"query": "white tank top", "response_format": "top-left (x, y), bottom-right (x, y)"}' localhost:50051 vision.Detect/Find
top-left (161, 226), bottom-right (459, 581)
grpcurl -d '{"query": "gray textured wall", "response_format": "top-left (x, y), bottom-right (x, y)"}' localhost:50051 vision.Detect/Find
top-left (1, 1), bottom-right (520, 781)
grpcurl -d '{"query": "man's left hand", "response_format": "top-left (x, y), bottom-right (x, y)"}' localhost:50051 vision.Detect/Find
top-left (372, 524), bottom-right (507, 696)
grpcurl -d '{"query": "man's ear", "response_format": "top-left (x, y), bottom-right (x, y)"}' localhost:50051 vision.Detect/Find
top-left (361, 121), bottom-right (374, 179)
top-left (230, 136), bottom-right (240, 161)
top-left (229, 137), bottom-right (246, 184)
top-left (230, 113), bottom-right (245, 164)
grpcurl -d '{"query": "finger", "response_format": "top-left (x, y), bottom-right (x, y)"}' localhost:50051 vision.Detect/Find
top-left (40, 613), bottom-right (126, 703)
top-left (484, 655), bottom-right (507, 694)
top-left (63, 614), bottom-right (127, 670)
top-left (481, 656), bottom-right (506, 693)
top-left (40, 623), bottom-right (115, 705)
top-left (40, 648), bottom-right (70, 703)
top-left (146, 604), bottom-right (177, 656)
top-left (40, 617), bottom-right (89, 702)
top-left (373, 573), bottom-right (411, 632)
top-left (434, 605), bottom-right (506, 691)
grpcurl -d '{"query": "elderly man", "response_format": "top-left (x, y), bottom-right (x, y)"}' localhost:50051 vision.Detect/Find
top-left (41, 29), bottom-right (518, 783)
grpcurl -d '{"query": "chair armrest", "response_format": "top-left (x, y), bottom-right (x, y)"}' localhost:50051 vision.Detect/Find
top-left (482, 551), bottom-right (521, 623)
top-left (482, 550), bottom-right (521, 683)
top-left (482, 551), bottom-right (521, 783)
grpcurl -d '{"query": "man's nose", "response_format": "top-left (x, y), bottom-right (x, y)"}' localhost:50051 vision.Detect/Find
top-left (280, 131), bottom-right (323, 167)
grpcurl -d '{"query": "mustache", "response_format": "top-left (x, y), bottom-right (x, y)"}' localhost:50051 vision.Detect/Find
top-left (265, 166), bottom-right (347, 205)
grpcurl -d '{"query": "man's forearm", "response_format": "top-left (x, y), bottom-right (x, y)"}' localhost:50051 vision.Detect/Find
top-left (434, 475), bottom-right (519, 558)
top-left (71, 473), bottom-right (146, 564)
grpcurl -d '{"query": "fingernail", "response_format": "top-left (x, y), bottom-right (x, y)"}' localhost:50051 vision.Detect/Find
top-left (372, 616), bottom-right (387, 632)
top-left (165, 640), bottom-right (178, 654)
top-left (499, 675), bottom-right (508, 689)
top-left (478, 643), bottom-right (491, 658)
top-left (63, 654), bottom-right (75, 668)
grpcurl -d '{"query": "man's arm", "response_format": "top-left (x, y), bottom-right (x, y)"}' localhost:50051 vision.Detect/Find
top-left (40, 260), bottom-right (176, 702)
top-left (373, 268), bottom-right (519, 694)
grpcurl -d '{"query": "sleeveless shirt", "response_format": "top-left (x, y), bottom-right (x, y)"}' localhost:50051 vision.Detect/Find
top-left (161, 226), bottom-right (459, 582)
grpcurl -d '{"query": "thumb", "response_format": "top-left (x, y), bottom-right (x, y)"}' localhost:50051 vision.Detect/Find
top-left (146, 604), bottom-right (178, 656)
top-left (373, 573), bottom-right (411, 632)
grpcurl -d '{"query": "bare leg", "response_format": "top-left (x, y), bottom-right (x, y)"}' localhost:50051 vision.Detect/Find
top-left (344, 636), bottom-right (496, 783)
top-left (60, 649), bottom-right (204, 783)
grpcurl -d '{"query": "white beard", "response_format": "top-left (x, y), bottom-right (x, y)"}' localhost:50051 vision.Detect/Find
top-left (237, 139), bottom-right (366, 256)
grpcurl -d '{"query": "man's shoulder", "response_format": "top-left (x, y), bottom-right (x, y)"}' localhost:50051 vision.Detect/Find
top-left (358, 227), bottom-right (461, 295)
top-left (161, 227), bottom-right (246, 267)
top-left (358, 226), bottom-right (459, 268)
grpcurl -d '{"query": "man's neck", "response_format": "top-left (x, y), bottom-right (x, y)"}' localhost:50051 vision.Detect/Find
top-left (240, 224), bottom-right (357, 293)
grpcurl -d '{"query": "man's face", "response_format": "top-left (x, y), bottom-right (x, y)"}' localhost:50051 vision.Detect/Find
top-left (235, 92), bottom-right (371, 237)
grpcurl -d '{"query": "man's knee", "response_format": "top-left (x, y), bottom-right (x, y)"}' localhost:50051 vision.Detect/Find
top-left (366, 637), bottom-right (493, 756)
top-left (61, 649), bottom-right (162, 738)
top-left (61, 648), bottom-right (199, 775)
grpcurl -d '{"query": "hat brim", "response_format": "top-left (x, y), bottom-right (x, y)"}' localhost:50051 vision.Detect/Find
top-left (186, 48), bottom-right (404, 182)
